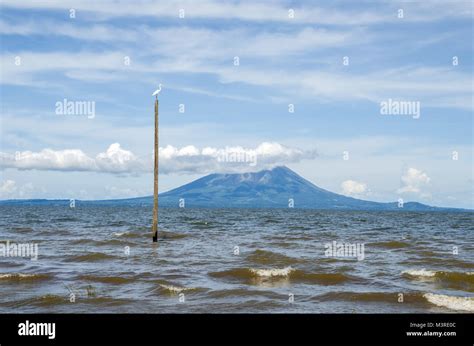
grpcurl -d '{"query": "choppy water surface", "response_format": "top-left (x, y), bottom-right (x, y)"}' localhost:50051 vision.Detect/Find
top-left (0, 206), bottom-right (473, 313)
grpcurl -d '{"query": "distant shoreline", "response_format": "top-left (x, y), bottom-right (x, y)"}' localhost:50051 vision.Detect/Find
top-left (0, 198), bottom-right (471, 213)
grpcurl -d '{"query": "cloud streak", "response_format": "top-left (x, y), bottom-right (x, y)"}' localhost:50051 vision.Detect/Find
top-left (1, 0), bottom-right (470, 24)
top-left (1, 1), bottom-right (471, 110)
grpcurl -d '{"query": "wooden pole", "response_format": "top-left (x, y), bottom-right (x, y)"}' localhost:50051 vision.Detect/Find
top-left (152, 97), bottom-right (159, 242)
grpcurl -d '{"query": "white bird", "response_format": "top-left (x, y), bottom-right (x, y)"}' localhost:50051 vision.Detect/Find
top-left (152, 84), bottom-right (162, 97)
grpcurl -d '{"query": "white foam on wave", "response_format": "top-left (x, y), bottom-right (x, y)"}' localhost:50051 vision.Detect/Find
top-left (403, 269), bottom-right (474, 278)
top-left (402, 269), bottom-right (436, 277)
top-left (423, 293), bottom-right (474, 312)
top-left (250, 266), bottom-right (294, 277)
top-left (0, 273), bottom-right (38, 279)
top-left (159, 284), bottom-right (192, 293)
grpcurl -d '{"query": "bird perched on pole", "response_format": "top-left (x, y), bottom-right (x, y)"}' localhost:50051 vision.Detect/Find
top-left (152, 84), bottom-right (162, 99)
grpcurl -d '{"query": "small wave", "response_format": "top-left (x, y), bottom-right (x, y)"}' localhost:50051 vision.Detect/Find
top-left (81, 296), bottom-right (133, 306)
top-left (262, 219), bottom-right (280, 224)
top-left (288, 225), bottom-right (311, 230)
top-left (19, 294), bottom-right (132, 308)
top-left (270, 241), bottom-right (298, 249)
top-left (209, 267), bottom-right (290, 281)
top-left (13, 294), bottom-right (133, 307)
top-left (11, 294), bottom-right (68, 308)
top-left (416, 250), bottom-right (440, 257)
top-left (53, 217), bottom-right (78, 222)
top-left (156, 283), bottom-right (205, 295)
top-left (71, 238), bottom-right (126, 246)
top-left (403, 269), bottom-right (473, 281)
top-left (401, 258), bottom-right (474, 270)
top-left (70, 238), bottom-right (94, 245)
top-left (208, 288), bottom-right (282, 299)
top-left (125, 229), bottom-right (187, 240)
top-left (159, 284), bottom-right (194, 294)
top-left (187, 220), bottom-right (214, 230)
top-left (10, 227), bottom-right (34, 232)
top-left (403, 269), bottom-right (474, 291)
top-left (0, 261), bottom-right (24, 268)
top-left (246, 249), bottom-right (303, 266)
top-left (33, 294), bottom-right (68, 306)
top-left (66, 252), bottom-right (116, 262)
top-left (370, 226), bottom-right (394, 231)
top-left (210, 267), bottom-right (354, 285)
top-left (109, 221), bottom-right (131, 227)
top-left (318, 291), bottom-right (425, 304)
top-left (423, 293), bottom-right (474, 312)
top-left (250, 267), bottom-right (294, 277)
top-left (403, 269), bottom-right (436, 277)
top-left (158, 230), bottom-right (188, 240)
top-left (112, 231), bottom-right (142, 238)
top-left (292, 271), bottom-right (354, 285)
top-left (98, 239), bottom-right (127, 246)
top-left (78, 274), bottom-right (135, 284)
top-left (443, 259), bottom-right (474, 269)
top-left (0, 273), bottom-right (52, 282)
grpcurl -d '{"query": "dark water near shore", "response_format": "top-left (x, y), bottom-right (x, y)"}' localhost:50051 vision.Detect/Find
top-left (0, 206), bottom-right (473, 313)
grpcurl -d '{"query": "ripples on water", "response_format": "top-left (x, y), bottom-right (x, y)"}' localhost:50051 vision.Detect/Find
top-left (0, 206), bottom-right (473, 313)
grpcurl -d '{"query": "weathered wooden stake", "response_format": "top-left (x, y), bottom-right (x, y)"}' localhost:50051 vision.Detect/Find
top-left (152, 97), bottom-right (159, 242)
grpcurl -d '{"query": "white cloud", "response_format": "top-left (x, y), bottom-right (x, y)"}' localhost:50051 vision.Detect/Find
top-left (0, 142), bottom-right (316, 175)
top-left (341, 180), bottom-right (367, 196)
top-left (95, 143), bottom-right (143, 173)
top-left (159, 142), bottom-right (317, 174)
top-left (397, 167), bottom-right (431, 194)
top-left (0, 144), bottom-right (143, 174)
top-left (0, 179), bottom-right (36, 199)
top-left (0, 180), bottom-right (17, 198)
top-left (1, 149), bottom-right (96, 172)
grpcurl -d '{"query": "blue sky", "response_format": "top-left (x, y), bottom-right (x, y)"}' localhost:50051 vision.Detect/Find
top-left (0, 0), bottom-right (472, 208)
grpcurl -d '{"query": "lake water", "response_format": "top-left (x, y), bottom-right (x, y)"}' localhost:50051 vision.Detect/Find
top-left (0, 206), bottom-right (473, 313)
